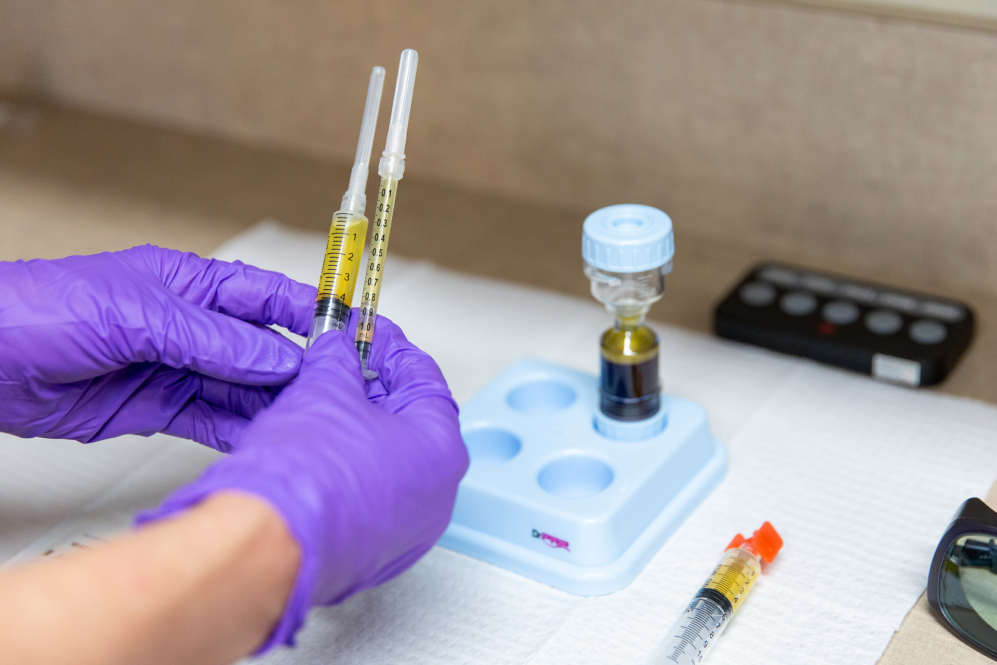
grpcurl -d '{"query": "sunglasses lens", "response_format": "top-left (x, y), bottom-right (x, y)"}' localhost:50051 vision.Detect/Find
top-left (938, 533), bottom-right (997, 652)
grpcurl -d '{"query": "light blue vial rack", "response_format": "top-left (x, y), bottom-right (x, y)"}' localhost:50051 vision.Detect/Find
top-left (439, 359), bottom-right (727, 596)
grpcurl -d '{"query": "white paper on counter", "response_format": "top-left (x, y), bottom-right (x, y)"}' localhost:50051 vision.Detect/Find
top-left (4, 220), bottom-right (997, 665)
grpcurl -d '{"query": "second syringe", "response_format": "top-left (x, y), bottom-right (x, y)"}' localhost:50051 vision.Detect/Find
top-left (355, 175), bottom-right (397, 378)
top-left (354, 48), bottom-right (418, 379)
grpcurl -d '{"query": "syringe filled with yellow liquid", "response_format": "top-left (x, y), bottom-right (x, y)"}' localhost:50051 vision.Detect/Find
top-left (305, 66), bottom-right (385, 351)
top-left (647, 522), bottom-right (783, 665)
top-left (356, 49), bottom-right (418, 379)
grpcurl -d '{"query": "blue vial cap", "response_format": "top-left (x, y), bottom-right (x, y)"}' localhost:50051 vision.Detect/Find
top-left (582, 204), bottom-right (674, 273)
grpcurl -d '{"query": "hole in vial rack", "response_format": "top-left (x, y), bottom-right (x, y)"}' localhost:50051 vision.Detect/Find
top-left (538, 455), bottom-right (614, 498)
top-left (462, 427), bottom-right (522, 467)
top-left (506, 380), bottom-right (577, 414)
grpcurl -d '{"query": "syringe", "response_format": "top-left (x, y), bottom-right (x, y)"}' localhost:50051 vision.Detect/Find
top-left (355, 48), bottom-right (418, 379)
top-left (647, 522), bottom-right (783, 665)
top-left (305, 66), bottom-right (386, 352)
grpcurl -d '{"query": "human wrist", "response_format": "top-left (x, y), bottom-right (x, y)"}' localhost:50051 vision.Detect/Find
top-left (134, 453), bottom-right (324, 650)
top-left (192, 492), bottom-right (303, 646)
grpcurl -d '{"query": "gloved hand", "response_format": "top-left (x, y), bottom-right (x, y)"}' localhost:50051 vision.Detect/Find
top-left (136, 314), bottom-right (469, 649)
top-left (0, 245), bottom-right (316, 451)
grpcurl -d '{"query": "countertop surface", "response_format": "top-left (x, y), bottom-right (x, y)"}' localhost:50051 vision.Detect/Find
top-left (2, 100), bottom-right (996, 664)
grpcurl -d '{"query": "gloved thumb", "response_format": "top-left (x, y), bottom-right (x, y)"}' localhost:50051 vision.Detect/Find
top-left (291, 330), bottom-right (369, 401)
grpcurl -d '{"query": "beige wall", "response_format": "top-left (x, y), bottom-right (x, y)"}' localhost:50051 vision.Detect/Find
top-left (3, 1), bottom-right (997, 291)
top-left (0, 0), bottom-right (40, 93)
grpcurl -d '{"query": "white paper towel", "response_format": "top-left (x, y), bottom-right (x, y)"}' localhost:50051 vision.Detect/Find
top-left (4, 220), bottom-right (997, 665)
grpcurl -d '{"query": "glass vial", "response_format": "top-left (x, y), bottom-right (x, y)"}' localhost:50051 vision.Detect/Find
top-left (582, 205), bottom-right (674, 425)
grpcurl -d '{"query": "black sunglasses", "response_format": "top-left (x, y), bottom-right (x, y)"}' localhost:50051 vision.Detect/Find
top-left (929, 498), bottom-right (997, 661)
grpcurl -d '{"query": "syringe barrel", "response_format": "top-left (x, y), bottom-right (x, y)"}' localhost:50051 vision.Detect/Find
top-left (306, 209), bottom-right (369, 353)
top-left (701, 546), bottom-right (762, 614)
top-left (647, 595), bottom-right (730, 665)
top-left (354, 174), bottom-right (399, 380)
top-left (305, 299), bottom-right (352, 351)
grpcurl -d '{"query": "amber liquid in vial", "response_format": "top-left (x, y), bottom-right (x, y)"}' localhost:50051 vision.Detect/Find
top-left (599, 317), bottom-right (660, 421)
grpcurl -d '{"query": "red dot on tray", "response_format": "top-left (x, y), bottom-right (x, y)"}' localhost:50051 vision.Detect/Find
top-left (818, 321), bottom-right (837, 336)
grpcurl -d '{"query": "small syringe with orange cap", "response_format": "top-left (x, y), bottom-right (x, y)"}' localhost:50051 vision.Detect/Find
top-left (647, 522), bottom-right (783, 664)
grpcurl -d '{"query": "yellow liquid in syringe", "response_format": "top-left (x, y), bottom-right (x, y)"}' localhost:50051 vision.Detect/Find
top-left (702, 547), bottom-right (761, 613)
top-left (356, 176), bottom-right (398, 350)
top-left (317, 211), bottom-right (368, 307)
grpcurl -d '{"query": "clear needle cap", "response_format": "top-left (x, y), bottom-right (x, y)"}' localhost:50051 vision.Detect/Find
top-left (343, 66), bottom-right (385, 214)
top-left (379, 49), bottom-right (418, 179)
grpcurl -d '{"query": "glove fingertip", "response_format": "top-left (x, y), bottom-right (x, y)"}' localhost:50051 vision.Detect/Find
top-left (165, 301), bottom-right (305, 385)
top-left (284, 281), bottom-right (319, 337)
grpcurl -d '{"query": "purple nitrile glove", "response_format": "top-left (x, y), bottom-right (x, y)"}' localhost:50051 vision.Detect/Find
top-left (0, 245), bottom-right (316, 451)
top-left (136, 313), bottom-right (469, 650)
